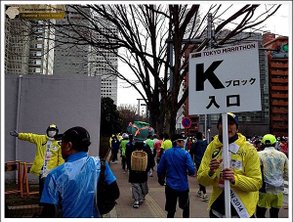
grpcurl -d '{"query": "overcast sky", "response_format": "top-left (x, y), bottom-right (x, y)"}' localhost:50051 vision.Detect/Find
top-left (117, 3), bottom-right (291, 107)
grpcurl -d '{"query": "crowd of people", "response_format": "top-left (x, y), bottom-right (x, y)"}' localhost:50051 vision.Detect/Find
top-left (108, 112), bottom-right (288, 218)
top-left (7, 113), bottom-right (288, 218)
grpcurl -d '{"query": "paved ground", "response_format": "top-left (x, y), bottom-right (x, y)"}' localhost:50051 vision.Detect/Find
top-left (106, 157), bottom-right (289, 218)
top-left (5, 156), bottom-right (289, 218)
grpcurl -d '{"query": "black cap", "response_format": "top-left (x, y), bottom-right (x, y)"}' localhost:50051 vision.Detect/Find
top-left (171, 134), bottom-right (186, 142)
top-left (59, 126), bottom-right (91, 151)
top-left (217, 112), bottom-right (239, 129)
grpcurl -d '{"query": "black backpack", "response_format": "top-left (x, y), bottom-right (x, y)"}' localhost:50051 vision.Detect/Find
top-left (96, 159), bottom-right (120, 215)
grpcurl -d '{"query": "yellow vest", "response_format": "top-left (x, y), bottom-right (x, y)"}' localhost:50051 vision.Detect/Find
top-left (18, 133), bottom-right (64, 176)
top-left (197, 133), bottom-right (262, 217)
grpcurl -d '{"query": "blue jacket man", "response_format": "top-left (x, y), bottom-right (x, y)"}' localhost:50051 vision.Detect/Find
top-left (40, 126), bottom-right (119, 218)
top-left (157, 134), bottom-right (195, 218)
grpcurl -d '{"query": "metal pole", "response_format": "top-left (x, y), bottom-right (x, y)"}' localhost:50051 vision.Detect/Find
top-left (222, 113), bottom-right (231, 218)
top-left (207, 128), bottom-right (210, 143)
top-left (207, 13), bottom-right (212, 48)
top-left (15, 75), bottom-right (23, 177)
top-left (137, 99), bottom-right (141, 116)
top-left (204, 13), bottom-right (213, 144)
top-left (204, 114), bottom-right (207, 140)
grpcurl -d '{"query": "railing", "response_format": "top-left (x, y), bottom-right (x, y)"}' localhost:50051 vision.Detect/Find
top-left (5, 161), bottom-right (39, 197)
top-left (5, 161), bottom-right (23, 197)
top-left (22, 162), bottom-right (39, 196)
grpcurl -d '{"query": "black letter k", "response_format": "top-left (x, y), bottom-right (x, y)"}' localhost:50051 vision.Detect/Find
top-left (196, 61), bottom-right (225, 91)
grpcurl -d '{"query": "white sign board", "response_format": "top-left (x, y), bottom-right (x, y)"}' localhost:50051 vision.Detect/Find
top-left (189, 42), bottom-right (261, 114)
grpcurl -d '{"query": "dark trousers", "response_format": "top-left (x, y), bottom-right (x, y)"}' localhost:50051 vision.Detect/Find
top-left (111, 149), bottom-right (118, 162)
top-left (165, 185), bottom-right (190, 218)
top-left (38, 176), bottom-right (46, 205)
top-left (121, 156), bottom-right (126, 170)
top-left (256, 206), bottom-right (280, 218)
top-left (199, 184), bottom-right (206, 194)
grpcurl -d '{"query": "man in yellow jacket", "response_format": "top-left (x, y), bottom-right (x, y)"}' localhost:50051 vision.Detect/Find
top-left (197, 113), bottom-right (262, 218)
top-left (10, 124), bottom-right (64, 197)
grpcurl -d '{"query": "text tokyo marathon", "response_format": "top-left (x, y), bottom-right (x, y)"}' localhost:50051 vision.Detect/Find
top-left (202, 43), bottom-right (256, 57)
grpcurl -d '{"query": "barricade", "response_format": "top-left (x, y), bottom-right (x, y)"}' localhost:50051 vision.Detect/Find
top-left (5, 160), bottom-right (24, 197)
top-left (22, 162), bottom-right (39, 196)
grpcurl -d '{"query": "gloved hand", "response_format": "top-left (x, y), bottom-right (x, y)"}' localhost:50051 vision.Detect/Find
top-left (10, 130), bottom-right (19, 137)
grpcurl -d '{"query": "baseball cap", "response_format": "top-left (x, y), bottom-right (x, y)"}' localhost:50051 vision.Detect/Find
top-left (172, 134), bottom-right (186, 142)
top-left (261, 134), bottom-right (277, 145)
top-left (59, 126), bottom-right (91, 150)
top-left (217, 112), bottom-right (239, 128)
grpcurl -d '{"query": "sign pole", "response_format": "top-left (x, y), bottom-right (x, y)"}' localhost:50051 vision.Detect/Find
top-left (222, 113), bottom-right (231, 218)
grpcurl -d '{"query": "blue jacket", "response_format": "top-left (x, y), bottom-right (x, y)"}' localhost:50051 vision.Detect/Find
top-left (193, 139), bottom-right (208, 166)
top-left (40, 152), bottom-right (116, 218)
top-left (157, 146), bottom-right (195, 191)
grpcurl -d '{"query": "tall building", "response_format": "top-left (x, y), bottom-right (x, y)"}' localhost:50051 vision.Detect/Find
top-left (5, 19), bottom-right (30, 74)
top-left (5, 18), bottom-right (54, 75)
top-left (53, 7), bottom-right (89, 76)
top-left (5, 5), bottom-right (118, 105)
top-left (53, 6), bottom-right (118, 104)
top-left (88, 14), bottom-right (118, 105)
top-left (263, 34), bottom-right (288, 137)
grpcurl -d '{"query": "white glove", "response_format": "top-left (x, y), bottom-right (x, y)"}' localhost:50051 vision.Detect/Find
top-left (10, 130), bottom-right (19, 137)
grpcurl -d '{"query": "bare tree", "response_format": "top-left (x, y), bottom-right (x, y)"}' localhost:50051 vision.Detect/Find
top-left (117, 104), bottom-right (141, 131)
top-left (9, 4), bottom-right (281, 135)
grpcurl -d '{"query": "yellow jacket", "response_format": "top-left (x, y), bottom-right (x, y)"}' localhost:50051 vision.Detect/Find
top-left (197, 133), bottom-right (262, 217)
top-left (18, 133), bottom-right (64, 176)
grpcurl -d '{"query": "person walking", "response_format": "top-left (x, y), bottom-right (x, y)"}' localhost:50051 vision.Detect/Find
top-left (9, 124), bottom-right (64, 197)
top-left (145, 135), bottom-right (155, 177)
top-left (160, 133), bottom-right (172, 158)
top-left (127, 140), bottom-right (154, 208)
top-left (125, 134), bottom-right (135, 171)
top-left (120, 133), bottom-right (129, 173)
top-left (185, 137), bottom-right (193, 152)
top-left (111, 135), bottom-right (120, 163)
top-left (157, 134), bottom-right (196, 218)
top-left (197, 112), bottom-right (262, 218)
top-left (279, 137), bottom-right (288, 158)
top-left (154, 133), bottom-right (163, 164)
top-left (256, 134), bottom-right (288, 218)
top-left (193, 132), bottom-right (208, 201)
top-left (39, 126), bottom-right (119, 217)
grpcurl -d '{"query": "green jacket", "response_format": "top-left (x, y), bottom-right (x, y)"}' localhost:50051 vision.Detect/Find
top-left (197, 133), bottom-right (262, 217)
top-left (18, 133), bottom-right (64, 176)
top-left (120, 139), bottom-right (129, 156)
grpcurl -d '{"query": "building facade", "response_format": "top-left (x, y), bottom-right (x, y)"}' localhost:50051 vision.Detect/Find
top-left (263, 35), bottom-right (288, 137)
top-left (54, 6), bottom-right (118, 104)
top-left (5, 18), bottom-right (55, 75)
top-left (5, 6), bottom-right (118, 105)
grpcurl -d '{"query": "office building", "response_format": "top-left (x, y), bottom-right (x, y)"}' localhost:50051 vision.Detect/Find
top-left (53, 6), bottom-right (118, 104)
top-left (263, 34), bottom-right (288, 137)
top-left (5, 18), bottom-right (54, 75)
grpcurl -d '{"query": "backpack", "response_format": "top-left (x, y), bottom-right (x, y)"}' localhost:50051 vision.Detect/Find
top-left (131, 150), bottom-right (148, 171)
top-left (96, 159), bottom-right (119, 215)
